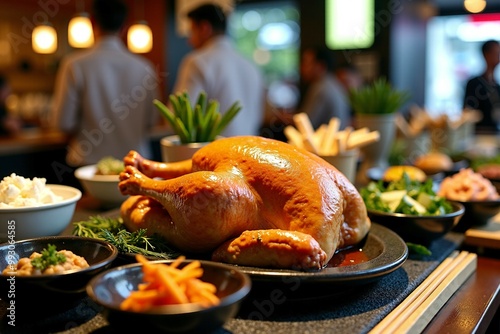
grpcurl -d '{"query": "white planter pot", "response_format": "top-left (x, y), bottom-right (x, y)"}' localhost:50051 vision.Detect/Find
top-left (355, 113), bottom-right (396, 183)
top-left (160, 135), bottom-right (211, 162)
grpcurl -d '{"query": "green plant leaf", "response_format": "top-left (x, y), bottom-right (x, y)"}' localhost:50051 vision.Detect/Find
top-left (349, 78), bottom-right (411, 115)
top-left (195, 91), bottom-right (207, 116)
top-left (182, 95), bottom-right (194, 141)
top-left (205, 113), bottom-right (221, 142)
top-left (168, 94), bottom-right (183, 120)
top-left (174, 117), bottom-right (190, 143)
top-left (155, 91), bottom-right (240, 143)
top-left (153, 99), bottom-right (179, 131)
top-left (198, 100), bottom-right (218, 142)
top-left (211, 101), bottom-right (241, 139)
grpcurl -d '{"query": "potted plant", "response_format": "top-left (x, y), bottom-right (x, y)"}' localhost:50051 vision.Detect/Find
top-left (154, 92), bottom-right (241, 162)
top-left (349, 78), bottom-right (411, 178)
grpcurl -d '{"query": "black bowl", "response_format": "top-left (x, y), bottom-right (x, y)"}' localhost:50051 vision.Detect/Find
top-left (451, 199), bottom-right (500, 232)
top-left (485, 177), bottom-right (500, 194)
top-left (87, 259), bottom-right (251, 334)
top-left (367, 202), bottom-right (465, 244)
top-left (0, 236), bottom-right (118, 314)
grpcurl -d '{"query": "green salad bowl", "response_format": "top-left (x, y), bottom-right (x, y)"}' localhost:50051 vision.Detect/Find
top-left (367, 202), bottom-right (465, 244)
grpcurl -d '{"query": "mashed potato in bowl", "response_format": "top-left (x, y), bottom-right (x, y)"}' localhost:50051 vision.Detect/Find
top-left (0, 173), bottom-right (63, 208)
top-left (0, 174), bottom-right (81, 242)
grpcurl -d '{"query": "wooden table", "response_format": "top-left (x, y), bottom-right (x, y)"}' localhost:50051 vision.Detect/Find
top-left (423, 255), bottom-right (500, 333)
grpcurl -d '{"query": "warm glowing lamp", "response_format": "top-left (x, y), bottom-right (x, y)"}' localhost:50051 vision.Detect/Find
top-left (127, 21), bottom-right (153, 53)
top-left (68, 13), bottom-right (94, 48)
top-left (32, 24), bottom-right (57, 54)
top-left (464, 0), bottom-right (487, 13)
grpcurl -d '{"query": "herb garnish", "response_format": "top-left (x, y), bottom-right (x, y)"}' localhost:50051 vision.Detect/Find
top-left (406, 242), bottom-right (432, 256)
top-left (72, 216), bottom-right (180, 259)
top-left (31, 244), bottom-right (66, 271)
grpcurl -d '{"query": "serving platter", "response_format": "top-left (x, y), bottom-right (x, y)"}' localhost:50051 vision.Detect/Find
top-left (232, 223), bottom-right (408, 286)
top-left (79, 211), bottom-right (407, 291)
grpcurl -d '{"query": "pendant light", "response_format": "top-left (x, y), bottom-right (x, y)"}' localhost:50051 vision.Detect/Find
top-left (128, 21), bottom-right (153, 53)
top-left (464, 0), bottom-right (487, 13)
top-left (32, 24), bottom-right (57, 54)
top-left (68, 13), bottom-right (94, 48)
top-left (127, 0), bottom-right (153, 53)
top-left (68, 0), bottom-right (94, 48)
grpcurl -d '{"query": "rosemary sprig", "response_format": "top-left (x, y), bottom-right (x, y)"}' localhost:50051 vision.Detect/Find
top-left (72, 216), bottom-right (180, 259)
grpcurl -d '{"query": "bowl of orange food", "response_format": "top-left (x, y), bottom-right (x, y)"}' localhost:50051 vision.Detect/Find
top-left (87, 256), bottom-right (251, 334)
top-left (0, 236), bottom-right (118, 315)
top-left (438, 168), bottom-right (500, 231)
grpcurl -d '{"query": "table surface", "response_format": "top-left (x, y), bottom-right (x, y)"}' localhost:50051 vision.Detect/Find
top-left (2, 203), bottom-right (500, 334)
top-left (424, 255), bottom-right (500, 334)
top-left (71, 204), bottom-right (500, 334)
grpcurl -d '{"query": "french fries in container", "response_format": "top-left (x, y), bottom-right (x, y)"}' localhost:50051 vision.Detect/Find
top-left (285, 113), bottom-right (380, 183)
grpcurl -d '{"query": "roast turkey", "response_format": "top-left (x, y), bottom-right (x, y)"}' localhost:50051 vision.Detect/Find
top-left (119, 136), bottom-right (370, 270)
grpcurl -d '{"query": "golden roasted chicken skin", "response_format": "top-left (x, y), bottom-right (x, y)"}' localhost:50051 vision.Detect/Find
top-left (119, 136), bottom-right (370, 270)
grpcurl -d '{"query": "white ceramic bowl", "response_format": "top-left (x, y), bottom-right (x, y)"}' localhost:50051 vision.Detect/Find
top-left (0, 185), bottom-right (81, 243)
top-left (75, 165), bottom-right (126, 207)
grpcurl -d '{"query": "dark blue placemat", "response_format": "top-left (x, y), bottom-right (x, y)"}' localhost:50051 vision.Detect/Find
top-left (219, 232), bottom-right (463, 334)
top-left (0, 232), bottom-right (463, 334)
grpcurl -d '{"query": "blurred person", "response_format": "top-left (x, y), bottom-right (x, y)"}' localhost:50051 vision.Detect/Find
top-left (0, 75), bottom-right (22, 136)
top-left (335, 64), bottom-right (364, 95)
top-left (463, 39), bottom-right (500, 133)
top-left (335, 63), bottom-right (364, 118)
top-left (50, 0), bottom-right (160, 167)
top-left (172, 3), bottom-right (265, 137)
top-left (299, 47), bottom-right (351, 129)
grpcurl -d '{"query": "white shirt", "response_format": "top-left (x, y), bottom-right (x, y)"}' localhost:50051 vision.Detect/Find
top-left (51, 36), bottom-right (160, 166)
top-left (173, 36), bottom-right (265, 137)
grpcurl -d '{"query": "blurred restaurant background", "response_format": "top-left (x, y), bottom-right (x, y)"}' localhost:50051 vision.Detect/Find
top-left (0, 0), bottom-right (499, 183)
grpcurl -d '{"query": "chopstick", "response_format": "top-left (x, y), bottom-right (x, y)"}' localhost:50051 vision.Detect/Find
top-left (369, 250), bottom-right (477, 334)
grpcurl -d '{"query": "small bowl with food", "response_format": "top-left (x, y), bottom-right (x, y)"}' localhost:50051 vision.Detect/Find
top-left (0, 236), bottom-right (118, 314)
top-left (475, 163), bottom-right (500, 193)
top-left (75, 156), bottom-right (126, 207)
top-left (470, 155), bottom-right (500, 193)
top-left (0, 173), bottom-right (82, 242)
top-left (413, 151), bottom-right (469, 177)
top-left (361, 174), bottom-right (464, 244)
top-left (438, 168), bottom-right (500, 231)
top-left (367, 165), bottom-right (431, 184)
top-left (87, 256), bottom-right (251, 334)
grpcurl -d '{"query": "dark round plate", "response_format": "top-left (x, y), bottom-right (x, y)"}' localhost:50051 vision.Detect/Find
top-left (231, 223), bottom-right (408, 286)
